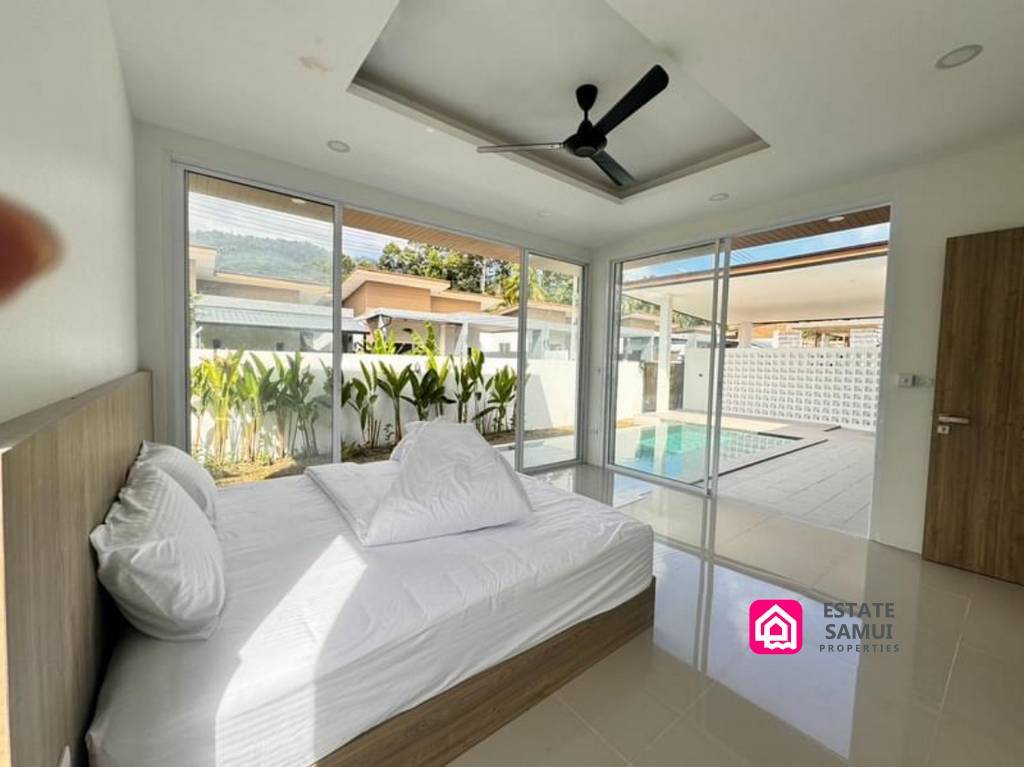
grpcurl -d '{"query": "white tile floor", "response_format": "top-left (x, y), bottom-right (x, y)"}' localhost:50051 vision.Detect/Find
top-left (451, 464), bottom-right (1024, 767)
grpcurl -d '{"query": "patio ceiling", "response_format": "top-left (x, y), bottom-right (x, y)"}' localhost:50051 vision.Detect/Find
top-left (625, 255), bottom-right (887, 325)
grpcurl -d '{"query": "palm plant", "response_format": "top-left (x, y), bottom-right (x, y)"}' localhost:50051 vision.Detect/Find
top-left (376, 361), bottom-right (413, 444)
top-left (203, 349), bottom-right (245, 462)
top-left (360, 328), bottom-right (397, 355)
top-left (236, 355), bottom-right (275, 462)
top-left (354, 360), bottom-right (382, 446)
top-left (283, 351), bottom-right (318, 456)
top-left (267, 351), bottom-right (316, 457)
top-left (348, 361), bottom-right (381, 448)
top-left (410, 322), bottom-right (439, 356)
top-left (267, 354), bottom-right (292, 459)
top-left (426, 353), bottom-right (452, 417)
top-left (476, 365), bottom-right (518, 434)
top-left (403, 366), bottom-right (454, 421)
top-left (452, 347), bottom-right (485, 423)
top-left (190, 362), bottom-right (214, 457)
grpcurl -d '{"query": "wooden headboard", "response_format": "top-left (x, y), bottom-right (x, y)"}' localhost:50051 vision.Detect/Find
top-left (0, 372), bottom-right (152, 767)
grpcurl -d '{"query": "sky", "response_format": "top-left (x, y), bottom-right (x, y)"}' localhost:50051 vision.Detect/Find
top-left (625, 222), bottom-right (891, 281)
top-left (188, 192), bottom-right (406, 262)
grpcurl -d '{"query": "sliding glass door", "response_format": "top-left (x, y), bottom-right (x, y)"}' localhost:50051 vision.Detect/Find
top-left (183, 168), bottom-right (588, 482)
top-left (185, 172), bottom-right (336, 483)
top-left (519, 253), bottom-right (586, 469)
top-left (607, 240), bottom-right (729, 492)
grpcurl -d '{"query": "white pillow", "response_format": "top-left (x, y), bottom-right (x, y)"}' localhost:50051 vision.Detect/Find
top-left (90, 464), bottom-right (226, 641)
top-left (389, 420), bottom-right (427, 462)
top-left (135, 441), bottom-right (218, 525)
top-left (365, 421), bottom-right (531, 546)
top-left (305, 460), bottom-right (401, 540)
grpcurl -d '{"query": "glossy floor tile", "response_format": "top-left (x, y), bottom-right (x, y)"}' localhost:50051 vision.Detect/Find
top-left (453, 464), bottom-right (1024, 766)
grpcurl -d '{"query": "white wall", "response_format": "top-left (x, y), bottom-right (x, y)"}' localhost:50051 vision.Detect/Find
top-left (135, 122), bottom-right (588, 446)
top-left (0, 0), bottom-right (137, 422)
top-left (588, 134), bottom-right (1024, 553)
top-left (187, 350), bottom-right (574, 456)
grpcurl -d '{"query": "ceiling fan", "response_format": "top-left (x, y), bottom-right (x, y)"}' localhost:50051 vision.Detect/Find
top-left (476, 65), bottom-right (669, 187)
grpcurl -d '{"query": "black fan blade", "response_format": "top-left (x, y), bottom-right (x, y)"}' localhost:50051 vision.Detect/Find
top-left (593, 65), bottom-right (669, 137)
top-left (591, 150), bottom-right (634, 186)
top-left (477, 142), bottom-right (565, 153)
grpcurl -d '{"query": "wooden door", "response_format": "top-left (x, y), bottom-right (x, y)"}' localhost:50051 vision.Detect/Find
top-left (923, 227), bottom-right (1024, 583)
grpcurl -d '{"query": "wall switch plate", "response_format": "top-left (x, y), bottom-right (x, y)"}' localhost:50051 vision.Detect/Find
top-left (57, 746), bottom-right (71, 767)
top-left (897, 373), bottom-right (933, 388)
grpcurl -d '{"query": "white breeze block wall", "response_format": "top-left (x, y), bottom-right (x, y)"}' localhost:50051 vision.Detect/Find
top-left (721, 348), bottom-right (881, 431)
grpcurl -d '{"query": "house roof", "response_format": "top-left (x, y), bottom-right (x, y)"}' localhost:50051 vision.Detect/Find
top-left (341, 267), bottom-right (451, 299)
top-left (359, 307), bottom-right (518, 330)
top-left (340, 267), bottom-right (502, 310)
top-left (194, 295), bottom-right (368, 333)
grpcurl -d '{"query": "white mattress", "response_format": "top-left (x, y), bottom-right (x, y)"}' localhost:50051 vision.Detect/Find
top-left (87, 465), bottom-right (652, 767)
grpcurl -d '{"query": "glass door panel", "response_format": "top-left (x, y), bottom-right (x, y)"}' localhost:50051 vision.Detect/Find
top-left (186, 172), bottom-right (335, 483)
top-left (338, 207), bottom-right (522, 465)
top-left (520, 253), bottom-right (585, 469)
top-left (608, 240), bottom-right (726, 492)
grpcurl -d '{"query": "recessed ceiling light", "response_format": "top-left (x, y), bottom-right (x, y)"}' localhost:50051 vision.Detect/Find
top-left (326, 139), bottom-right (351, 153)
top-left (827, 215), bottom-right (845, 223)
top-left (936, 44), bottom-right (983, 70)
top-left (536, 210), bottom-right (553, 218)
top-left (709, 192), bottom-right (729, 202)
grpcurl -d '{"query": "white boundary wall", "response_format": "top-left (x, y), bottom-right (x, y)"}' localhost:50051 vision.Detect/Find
top-left (188, 350), bottom-right (579, 456)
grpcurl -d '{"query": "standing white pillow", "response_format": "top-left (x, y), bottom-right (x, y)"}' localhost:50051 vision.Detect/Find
top-left (90, 464), bottom-right (226, 640)
top-left (366, 421), bottom-right (532, 546)
top-left (135, 441), bottom-right (218, 525)
top-left (389, 420), bottom-right (427, 462)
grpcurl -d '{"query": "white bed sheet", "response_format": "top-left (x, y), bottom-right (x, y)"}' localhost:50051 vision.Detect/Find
top-left (87, 465), bottom-right (653, 767)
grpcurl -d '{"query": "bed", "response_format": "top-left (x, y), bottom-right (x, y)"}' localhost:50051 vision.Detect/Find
top-left (0, 373), bottom-right (654, 767)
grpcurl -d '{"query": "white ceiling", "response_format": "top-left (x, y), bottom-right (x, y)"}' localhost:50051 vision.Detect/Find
top-left (355, 0), bottom-right (764, 196)
top-left (108, 0), bottom-right (1024, 248)
top-left (626, 257), bottom-right (888, 324)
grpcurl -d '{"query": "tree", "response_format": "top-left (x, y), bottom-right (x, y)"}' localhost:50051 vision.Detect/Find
top-left (340, 252), bottom-right (376, 280)
top-left (191, 230), bottom-right (332, 284)
top-left (377, 241), bottom-right (488, 293)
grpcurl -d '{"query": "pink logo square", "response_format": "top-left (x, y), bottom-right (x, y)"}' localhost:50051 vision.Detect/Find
top-left (749, 599), bottom-right (803, 654)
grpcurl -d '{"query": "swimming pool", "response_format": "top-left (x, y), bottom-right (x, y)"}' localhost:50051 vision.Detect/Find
top-left (614, 422), bottom-right (797, 484)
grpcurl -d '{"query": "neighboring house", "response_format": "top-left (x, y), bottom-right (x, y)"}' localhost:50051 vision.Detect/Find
top-left (190, 251), bottom-right (579, 359)
top-left (343, 268), bottom-right (579, 359)
top-left (193, 294), bottom-right (368, 353)
top-left (341, 268), bottom-right (508, 353)
top-left (190, 244), bottom-right (365, 352)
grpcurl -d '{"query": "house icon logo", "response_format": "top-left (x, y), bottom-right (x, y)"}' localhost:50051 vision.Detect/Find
top-left (749, 599), bottom-right (803, 654)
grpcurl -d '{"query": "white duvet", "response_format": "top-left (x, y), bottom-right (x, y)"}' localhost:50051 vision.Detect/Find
top-left (307, 423), bottom-right (531, 546)
top-left (87, 468), bottom-right (653, 767)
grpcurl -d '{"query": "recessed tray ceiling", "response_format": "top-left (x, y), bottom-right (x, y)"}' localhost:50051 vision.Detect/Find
top-left (352, 0), bottom-right (767, 199)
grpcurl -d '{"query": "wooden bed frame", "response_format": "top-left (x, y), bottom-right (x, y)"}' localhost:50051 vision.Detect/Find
top-left (0, 372), bottom-right (655, 767)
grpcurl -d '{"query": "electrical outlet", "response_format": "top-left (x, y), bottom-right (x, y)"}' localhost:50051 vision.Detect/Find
top-left (57, 745), bottom-right (71, 767)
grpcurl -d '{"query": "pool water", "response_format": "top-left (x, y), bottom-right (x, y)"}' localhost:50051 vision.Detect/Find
top-left (615, 423), bottom-right (795, 484)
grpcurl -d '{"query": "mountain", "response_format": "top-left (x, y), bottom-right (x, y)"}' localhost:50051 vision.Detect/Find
top-left (192, 230), bottom-right (331, 285)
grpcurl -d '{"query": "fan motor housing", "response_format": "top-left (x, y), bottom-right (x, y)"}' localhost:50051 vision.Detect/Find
top-left (565, 123), bottom-right (607, 157)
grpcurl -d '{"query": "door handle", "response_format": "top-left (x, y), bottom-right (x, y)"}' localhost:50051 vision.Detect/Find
top-left (937, 414), bottom-right (970, 425)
